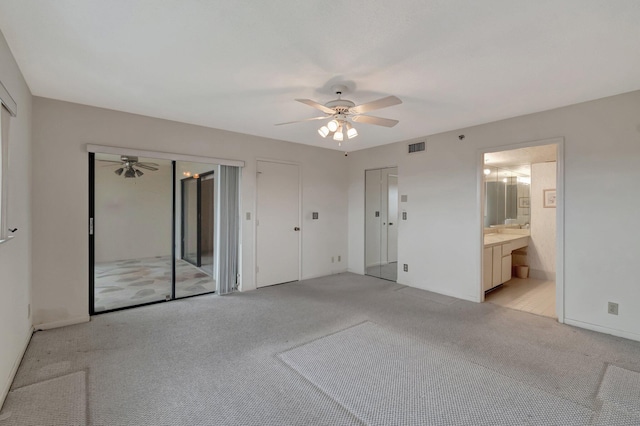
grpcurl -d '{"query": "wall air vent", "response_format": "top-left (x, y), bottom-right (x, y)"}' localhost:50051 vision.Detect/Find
top-left (408, 141), bottom-right (425, 154)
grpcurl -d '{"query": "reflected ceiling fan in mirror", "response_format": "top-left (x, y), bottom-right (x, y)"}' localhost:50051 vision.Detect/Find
top-left (276, 85), bottom-right (402, 146)
top-left (97, 155), bottom-right (159, 178)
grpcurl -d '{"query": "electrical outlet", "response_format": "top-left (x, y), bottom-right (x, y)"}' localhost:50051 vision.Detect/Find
top-left (338, 255), bottom-right (341, 262)
top-left (402, 211), bottom-right (407, 220)
top-left (608, 302), bottom-right (618, 315)
top-left (403, 264), bottom-right (408, 272)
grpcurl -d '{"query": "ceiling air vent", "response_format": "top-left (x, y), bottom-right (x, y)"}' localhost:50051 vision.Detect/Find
top-left (408, 141), bottom-right (425, 154)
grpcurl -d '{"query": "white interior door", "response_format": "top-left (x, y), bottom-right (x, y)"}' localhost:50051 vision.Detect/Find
top-left (256, 161), bottom-right (300, 287)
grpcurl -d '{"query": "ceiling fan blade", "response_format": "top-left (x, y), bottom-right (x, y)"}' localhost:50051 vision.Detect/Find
top-left (349, 96), bottom-right (402, 114)
top-left (351, 115), bottom-right (399, 128)
top-left (98, 160), bottom-right (123, 166)
top-left (275, 116), bottom-right (330, 126)
top-left (135, 164), bottom-right (158, 171)
top-left (295, 99), bottom-right (335, 114)
top-left (137, 162), bottom-right (159, 167)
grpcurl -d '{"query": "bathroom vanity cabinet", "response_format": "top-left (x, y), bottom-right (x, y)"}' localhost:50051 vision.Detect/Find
top-left (483, 234), bottom-right (529, 292)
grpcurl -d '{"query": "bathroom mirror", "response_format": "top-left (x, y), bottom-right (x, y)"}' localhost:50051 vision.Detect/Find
top-left (484, 165), bottom-right (530, 228)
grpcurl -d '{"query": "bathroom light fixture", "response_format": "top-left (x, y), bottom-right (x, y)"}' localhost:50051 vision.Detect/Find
top-left (483, 169), bottom-right (491, 175)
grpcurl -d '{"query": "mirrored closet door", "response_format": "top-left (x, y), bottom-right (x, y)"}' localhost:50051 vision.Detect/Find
top-left (91, 153), bottom-right (174, 312)
top-left (176, 162), bottom-right (217, 299)
top-left (365, 167), bottom-right (398, 282)
top-left (90, 153), bottom-right (232, 314)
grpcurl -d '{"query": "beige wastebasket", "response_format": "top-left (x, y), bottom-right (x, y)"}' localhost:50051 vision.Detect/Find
top-left (514, 265), bottom-right (529, 279)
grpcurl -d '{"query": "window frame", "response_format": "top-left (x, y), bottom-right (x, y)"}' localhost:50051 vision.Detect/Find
top-left (0, 80), bottom-right (17, 244)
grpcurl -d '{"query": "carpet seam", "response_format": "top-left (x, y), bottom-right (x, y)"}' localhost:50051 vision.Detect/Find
top-left (274, 354), bottom-right (366, 426)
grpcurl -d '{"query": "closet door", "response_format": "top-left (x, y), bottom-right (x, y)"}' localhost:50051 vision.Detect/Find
top-left (91, 153), bottom-right (173, 313)
top-left (365, 167), bottom-right (398, 282)
top-left (176, 164), bottom-right (217, 299)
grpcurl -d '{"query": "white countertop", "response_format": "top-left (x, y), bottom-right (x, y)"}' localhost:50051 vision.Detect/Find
top-left (484, 233), bottom-right (529, 248)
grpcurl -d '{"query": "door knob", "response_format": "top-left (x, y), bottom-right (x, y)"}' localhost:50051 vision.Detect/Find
top-left (294, 227), bottom-right (300, 231)
top-left (389, 223), bottom-right (393, 225)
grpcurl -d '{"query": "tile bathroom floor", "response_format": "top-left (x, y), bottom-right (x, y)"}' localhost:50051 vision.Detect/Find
top-left (485, 277), bottom-right (556, 318)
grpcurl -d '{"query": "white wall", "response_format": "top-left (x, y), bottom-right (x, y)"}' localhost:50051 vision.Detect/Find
top-left (529, 162), bottom-right (556, 279)
top-left (0, 29), bottom-right (32, 406)
top-left (31, 97), bottom-right (348, 327)
top-left (94, 160), bottom-right (173, 262)
top-left (348, 90), bottom-right (640, 341)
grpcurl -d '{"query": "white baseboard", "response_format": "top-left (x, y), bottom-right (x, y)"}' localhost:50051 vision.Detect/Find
top-left (34, 315), bottom-right (90, 331)
top-left (301, 269), bottom-right (349, 281)
top-left (1, 326), bottom-right (33, 410)
top-left (564, 318), bottom-right (640, 343)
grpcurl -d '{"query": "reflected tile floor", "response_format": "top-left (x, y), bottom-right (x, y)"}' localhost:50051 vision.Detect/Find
top-left (94, 256), bottom-right (216, 312)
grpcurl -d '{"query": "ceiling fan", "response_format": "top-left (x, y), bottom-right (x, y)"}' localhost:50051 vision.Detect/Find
top-left (97, 155), bottom-right (159, 178)
top-left (276, 85), bottom-right (402, 144)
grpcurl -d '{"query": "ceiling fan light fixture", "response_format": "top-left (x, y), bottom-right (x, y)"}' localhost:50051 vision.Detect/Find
top-left (346, 122), bottom-right (358, 139)
top-left (135, 169), bottom-right (144, 177)
top-left (124, 168), bottom-right (136, 178)
top-left (327, 120), bottom-right (339, 132)
top-left (318, 125), bottom-right (329, 138)
top-left (114, 168), bottom-right (124, 176)
top-left (333, 126), bottom-right (344, 142)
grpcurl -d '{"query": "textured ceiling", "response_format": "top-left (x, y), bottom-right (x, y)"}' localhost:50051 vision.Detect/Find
top-left (1, 1), bottom-right (639, 151)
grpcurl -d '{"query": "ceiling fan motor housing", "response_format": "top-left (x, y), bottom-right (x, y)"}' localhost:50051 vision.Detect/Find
top-left (324, 99), bottom-right (355, 114)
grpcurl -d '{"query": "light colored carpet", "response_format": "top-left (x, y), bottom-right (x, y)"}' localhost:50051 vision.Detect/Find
top-left (2, 273), bottom-right (640, 425)
top-left (94, 256), bottom-right (216, 311)
top-left (597, 365), bottom-right (640, 420)
top-left (0, 372), bottom-right (85, 426)
top-left (280, 321), bottom-right (593, 425)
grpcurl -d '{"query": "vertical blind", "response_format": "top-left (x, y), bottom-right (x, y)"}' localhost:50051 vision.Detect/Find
top-left (217, 165), bottom-right (240, 295)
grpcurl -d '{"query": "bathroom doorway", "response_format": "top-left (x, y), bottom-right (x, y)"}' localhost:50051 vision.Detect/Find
top-left (479, 140), bottom-right (563, 320)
